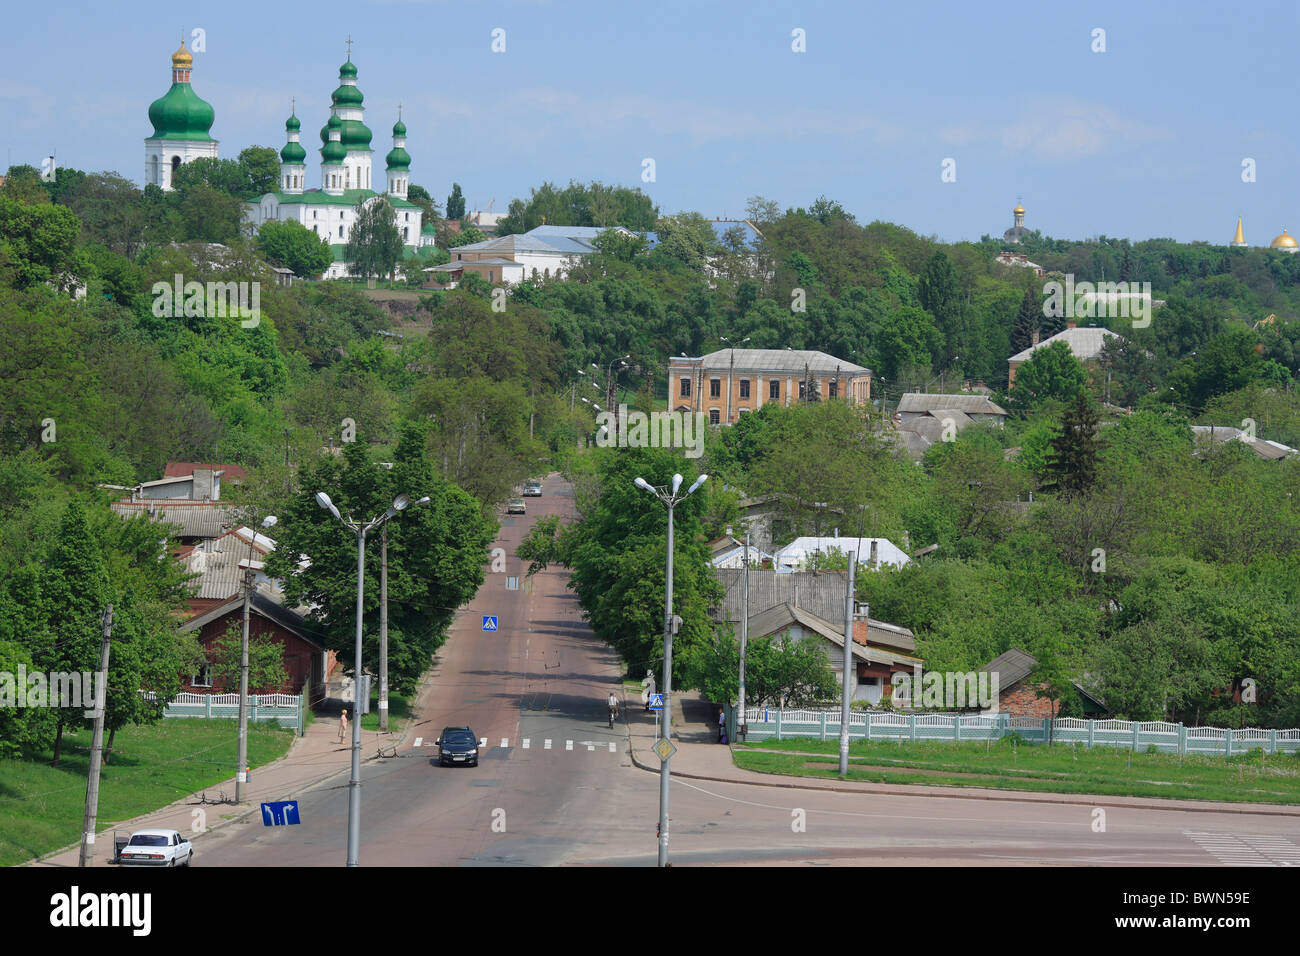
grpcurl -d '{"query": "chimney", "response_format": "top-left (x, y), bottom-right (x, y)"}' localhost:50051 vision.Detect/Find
top-left (1031, 329), bottom-right (1041, 347)
top-left (869, 539), bottom-right (878, 569)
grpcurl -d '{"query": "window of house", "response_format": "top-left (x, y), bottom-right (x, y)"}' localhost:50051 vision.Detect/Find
top-left (739, 379), bottom-right (750, 399)
top-left (829, 379), bottom-right (838, 398)
top-left (710, 379), bottom-right (721, 398)
top-left (769, 380), bottom-right (780, 400)
top-left (680, 378), bottom-right (691, 397)
top-left (709, 409), bottom-right (721, 425)
top-left (193, 663), bottom-right (212, 688)
top-left (799, 381), bottom-right (807, 399)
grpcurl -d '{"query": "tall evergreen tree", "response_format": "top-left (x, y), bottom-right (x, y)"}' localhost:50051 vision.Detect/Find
top-left (1010, 284), bottom-right (1041, 356)
top-left (1042, 393), bottom-right (1105, 499)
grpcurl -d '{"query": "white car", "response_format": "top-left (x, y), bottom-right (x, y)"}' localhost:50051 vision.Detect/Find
top-left (119, 828), bottom-right (193, 867)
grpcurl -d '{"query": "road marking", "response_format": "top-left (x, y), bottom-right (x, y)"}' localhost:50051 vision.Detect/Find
top-left (501, 737), bottom-right (509, 748)
top-left (544, 739), bottom-right (552, 750)
top-left (414, 737), bottom-right (422, 748)
top-left (588, 743), bottom-right (595, 751)
top-left (565, 740), bottom-right (573, 751)
top-left (609, 742), bottom-right (617, 753)
top-left (522, 738), bottom-right (530, 749)
top-left (479, 738), bottom-right (487, 747)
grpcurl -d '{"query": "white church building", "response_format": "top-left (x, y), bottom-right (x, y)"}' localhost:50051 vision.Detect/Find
top-left (144, 41), bottom-right (423, 278)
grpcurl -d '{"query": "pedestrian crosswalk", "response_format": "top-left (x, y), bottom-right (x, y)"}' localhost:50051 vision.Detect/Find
top-left (412, 737), bottom-right (619, 755)
top-left (1184, 830), bottom-right (1300, 866)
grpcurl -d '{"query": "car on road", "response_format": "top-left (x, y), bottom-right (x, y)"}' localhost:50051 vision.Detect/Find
top-left (119, 828), bottom-right (193, 867)
top-left (522, 480), bottom-right (543, 497)
top-left (437, 727), bottom-right (479, 767)
top-left (506, 498), bottom-right (526, 514)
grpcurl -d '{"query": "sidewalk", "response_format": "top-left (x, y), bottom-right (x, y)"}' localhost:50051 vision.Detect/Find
top-left (623, 694), bottom-right (1300, 819)
top-left (30, 711), bottom-right (408, 867)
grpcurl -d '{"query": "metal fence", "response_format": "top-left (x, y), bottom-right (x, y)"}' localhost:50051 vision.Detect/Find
top-left (145, 691), bottom-right (304, 735)
top-left (736, 707), bottom-right (1300, 756)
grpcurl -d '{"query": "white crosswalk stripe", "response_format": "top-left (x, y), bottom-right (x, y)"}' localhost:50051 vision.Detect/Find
top-left (1184, 831), bottom-right (1300, 866)
top-left (412, 736), bottom-right (620, 757)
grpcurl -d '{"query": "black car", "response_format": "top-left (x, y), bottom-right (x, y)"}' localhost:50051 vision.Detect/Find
top-left (437, 726), bottom-right (479, 767)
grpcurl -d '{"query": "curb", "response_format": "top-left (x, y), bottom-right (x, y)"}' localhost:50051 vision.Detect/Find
top-left (626, 743), bottom-right (1300, 818)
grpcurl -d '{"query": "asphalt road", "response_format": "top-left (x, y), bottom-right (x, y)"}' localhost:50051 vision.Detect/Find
top-left (194, 476), bottom-right (1300, 867)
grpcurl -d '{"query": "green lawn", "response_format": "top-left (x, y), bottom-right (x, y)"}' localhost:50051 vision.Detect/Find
top-left (0, 719), bottom-right (294, 867)
top-left (732, 737), bottom-right (1300, 805)
top-left (359, 689), bottom-right (411, 732)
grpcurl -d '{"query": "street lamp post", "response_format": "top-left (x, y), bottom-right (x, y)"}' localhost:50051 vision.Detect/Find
top-left (634, 471), bottom-right (708, 868)
top-left (315, 490), bottom-right (416, 866)
top-left (379, 496), bottom-right (430, 732)
top-left (237, 514), bottom-right (277, 804)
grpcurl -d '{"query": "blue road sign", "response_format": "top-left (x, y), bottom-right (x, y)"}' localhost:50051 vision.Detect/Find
top-left (260, 800), bottom-right (301, 826)
top-left (482, 616), bottom-right (498, 631)
top-left (648, 694), bottom-right (664, 710)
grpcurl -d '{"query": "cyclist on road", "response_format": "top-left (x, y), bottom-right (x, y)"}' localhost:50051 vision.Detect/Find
top-left (607, 691), bottom-right (619, 728)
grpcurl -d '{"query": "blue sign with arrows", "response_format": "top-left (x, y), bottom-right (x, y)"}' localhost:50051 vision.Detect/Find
top-left (260, 801), bottom-right (301, 826)
top-left (482, 616), bottom-right (498, 631)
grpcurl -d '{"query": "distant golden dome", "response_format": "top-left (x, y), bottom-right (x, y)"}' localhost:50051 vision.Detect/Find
top-left (171, 41), bottom-right (193, 69)
top-left (1013, 204), bottom-right (1025, 215)
top-left (1271, 228), bottom-right (1298, 249)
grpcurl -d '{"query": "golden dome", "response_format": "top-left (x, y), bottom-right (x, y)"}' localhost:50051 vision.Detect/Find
top-left (171, 40), bottom-right (193, 69)
top-left (1271, 228), bottom-right (1298, 249)
top-left (1013, 204), bottom-right (1025, 215)
top-left (1231, 216), bottom-right (1246, 246)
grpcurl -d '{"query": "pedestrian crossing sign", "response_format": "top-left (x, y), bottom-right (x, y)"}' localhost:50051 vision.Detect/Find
top-left (482, 616), bottom-right (498, 631)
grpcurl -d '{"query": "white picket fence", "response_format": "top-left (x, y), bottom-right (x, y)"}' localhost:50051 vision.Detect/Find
top-left (142, 690), bottom-right (303, 733)
top-left (737, 707), bottom-right (1300, 756)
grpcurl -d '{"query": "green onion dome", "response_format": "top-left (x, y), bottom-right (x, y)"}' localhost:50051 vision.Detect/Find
top-left (385, 146), bottom-right (411, 170)
top-left (321, 115), bottom-right (346, 162)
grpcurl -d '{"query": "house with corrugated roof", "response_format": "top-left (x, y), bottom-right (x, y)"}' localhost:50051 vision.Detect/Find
top-left (738, 602), bottom-right (921, 705)
top-left (1007, 326), bottom-right (1123, 387)
top-left (1191, 425), bottom-right (1299, 461)
top-left (895, 392), bottom-right (1008, 424)
top-left (425, 224), bottom-right (641, 287)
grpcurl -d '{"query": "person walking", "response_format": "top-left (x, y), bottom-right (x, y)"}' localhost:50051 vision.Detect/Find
top-left (718, 707), bottom-right (727, 744)
top-left (338, 708), bottom-right (349, 744)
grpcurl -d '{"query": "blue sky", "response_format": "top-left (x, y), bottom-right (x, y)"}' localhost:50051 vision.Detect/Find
top-left (3, 0), bottom-right (1296, 244)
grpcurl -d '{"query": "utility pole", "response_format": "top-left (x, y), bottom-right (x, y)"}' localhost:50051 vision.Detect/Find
top-left (79, 605), bottom-right (112, 868)
top-left (379, 524), bottom-right (389, 732)
top-left (237, 515), bottom-right (276, 803)
top-left (839, 552), bottom-right (856, 776)
top-left (738, 530), bottom-right (749, 741)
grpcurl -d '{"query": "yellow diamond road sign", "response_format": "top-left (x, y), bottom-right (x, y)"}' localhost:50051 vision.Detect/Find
top-left (653, 738), bottom-right (677, 762)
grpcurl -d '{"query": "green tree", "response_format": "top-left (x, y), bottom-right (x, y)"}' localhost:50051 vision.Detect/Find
top-left (238, 146), bottom-right (280, 199)
top-left (1042, 393), bottom-right (1105, 498)
top-left (445, 182), bottom-right (466, 220)
top-left (209, 622), bottom-right (288, 691)
top-left (345, 196), bottom-right (403, 279)
top-left (0, 195), bottom-right (81, 289)
top-left (256, 219), bottom-right (334, 278)
top-left (1010, 283), bottom-right (1041, 357)
top-left (1010, 340), bottom-right (1088, 410)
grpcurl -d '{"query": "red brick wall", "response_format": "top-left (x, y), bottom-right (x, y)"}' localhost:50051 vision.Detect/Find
top-left (999, 683), bottom-right (1060, 718)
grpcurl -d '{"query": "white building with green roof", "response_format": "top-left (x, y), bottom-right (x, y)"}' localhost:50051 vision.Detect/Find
top-left (144, 40), bottom-right (218, 190)
top-left (242, 54), bottom-right (424, 278)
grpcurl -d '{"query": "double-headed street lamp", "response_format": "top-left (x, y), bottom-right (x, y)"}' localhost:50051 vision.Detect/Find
top-left (633, 471), bottom-right (707, 868)
top-left (315, 490), bottom-right (422, 867)
top-left (236, 513), bottom-right (277, 804)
